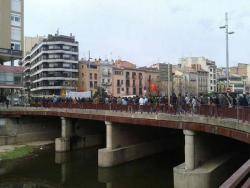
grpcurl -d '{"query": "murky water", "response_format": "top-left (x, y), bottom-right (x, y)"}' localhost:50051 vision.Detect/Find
top-left (0, 147), bottom-right (184, 188)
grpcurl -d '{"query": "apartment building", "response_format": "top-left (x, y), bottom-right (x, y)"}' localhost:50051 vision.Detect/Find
top-left (180, 57), bottom-right (217, 93)
top-left (173, 64), bottom-right (208, 96)
top-left (22, 34), bottom-right (79, 96)
top-left (78, 59), bottom-right (100, 95)
top-left (24, 36), bottom-right (45, 56)
top-left (111, 60), bottom-right (147, 97)
top-left (144, 68), bottom-right (160, 96)
top-left (0, 0), bottom-right (24, 64)
top-left (150, 63), bottom-right (173, 96)
top-left (100, 60), bottom-right (113, 95)
top-left (217, 74), bottom-right (246, 93)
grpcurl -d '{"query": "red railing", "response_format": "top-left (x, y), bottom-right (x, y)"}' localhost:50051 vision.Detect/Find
top-left (30, 102), bottom-right (250, 123)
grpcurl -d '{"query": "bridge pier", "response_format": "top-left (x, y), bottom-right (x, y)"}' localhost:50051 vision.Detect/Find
top-left (55, 118), bottom-right (105, 152)
top-left (98, 121), bottom-right (173, 167)
top-left (55, 117), bottom-right (72, 152)
top-left (174, 130), bottom-right (242, 188)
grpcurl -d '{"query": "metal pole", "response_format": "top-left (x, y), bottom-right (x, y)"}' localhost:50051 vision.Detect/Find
top-left (168, 63), bottom-right (170, 105)
top-left (225, 12), bottom-right (229, 88)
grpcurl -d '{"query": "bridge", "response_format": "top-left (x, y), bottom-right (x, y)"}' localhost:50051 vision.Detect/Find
top-left (0, 104), bottom-right (249, 188)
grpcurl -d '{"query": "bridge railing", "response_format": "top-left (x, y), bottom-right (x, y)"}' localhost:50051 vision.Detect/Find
top-left (25, 102), bottom-right (250, 123)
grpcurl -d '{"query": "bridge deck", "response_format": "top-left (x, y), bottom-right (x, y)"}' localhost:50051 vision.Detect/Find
top-left (0, 106), bottom-right (249, 144)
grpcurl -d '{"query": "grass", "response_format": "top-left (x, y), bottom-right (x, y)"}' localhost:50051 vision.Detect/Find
top-left (0, 146), bottom-right (33, 160)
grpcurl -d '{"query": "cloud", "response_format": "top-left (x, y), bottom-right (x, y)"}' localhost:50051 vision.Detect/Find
top-left (24, 0), bottom-right (250, 66)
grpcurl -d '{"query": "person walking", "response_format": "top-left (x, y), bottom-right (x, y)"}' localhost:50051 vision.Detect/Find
top-left (5, 98), bottom-right (9, 108)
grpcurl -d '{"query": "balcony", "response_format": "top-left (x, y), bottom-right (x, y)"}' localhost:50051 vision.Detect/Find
top-left (0, 48), bottom-right (23, 63)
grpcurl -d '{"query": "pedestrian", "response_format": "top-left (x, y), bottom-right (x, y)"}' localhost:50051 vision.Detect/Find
top-left (6, 98), bottom-right (9, 108)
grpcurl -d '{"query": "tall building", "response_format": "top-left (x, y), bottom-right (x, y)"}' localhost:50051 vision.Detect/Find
top-left (24, 36), bottom-right (45, 56)
top-left (22, 34), bottom-right (79, 96)
top-left (150, 63), bottom-right (173, 96)
top-left (78, 59), bottom-right (100, 95)
top-left (180, 57), bottom-right (217, 93)
top-left (99, 59), bottom-right (113, 95)
top-left (0, 0), bottom-right (24, 64)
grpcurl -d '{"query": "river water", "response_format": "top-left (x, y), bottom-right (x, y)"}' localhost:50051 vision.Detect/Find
top-left (0, 147), bottom-right (184, 188)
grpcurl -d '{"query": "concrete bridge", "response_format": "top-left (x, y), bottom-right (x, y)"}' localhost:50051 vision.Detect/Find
top-left (0, 105), bottom-right (249, 188)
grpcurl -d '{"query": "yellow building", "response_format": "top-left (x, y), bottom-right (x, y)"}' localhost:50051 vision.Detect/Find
top-left (78, 60), bottom-right (101, 95)
top-left (24, 36), bottom-right (44, 56)
top-left (0, 0), bottom-right (24, 64)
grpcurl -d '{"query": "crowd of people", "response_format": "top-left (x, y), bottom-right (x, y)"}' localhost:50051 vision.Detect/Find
top-left (1, 93), bottom-right (250, 113)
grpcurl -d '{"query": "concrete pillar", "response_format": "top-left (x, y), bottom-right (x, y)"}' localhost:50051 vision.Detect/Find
top-left (174, 130), bottom-right (243, 188)
top-left (184, 130), bottom-right (196, 170)
top-left (61, 117), bottom-right (72, 138)
top-left (55, 117), bottom-right (72, 152)
top-left (98, 122), bottom-right (172, 167)
top-left (105, 121), bottom-right (113, 149)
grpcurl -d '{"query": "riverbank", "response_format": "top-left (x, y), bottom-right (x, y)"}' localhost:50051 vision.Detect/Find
top-left (0, 141), bottom-right (54, 161)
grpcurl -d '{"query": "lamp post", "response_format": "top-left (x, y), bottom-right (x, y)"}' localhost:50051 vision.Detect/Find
top-left (220, 12), bottom-right (234, 89)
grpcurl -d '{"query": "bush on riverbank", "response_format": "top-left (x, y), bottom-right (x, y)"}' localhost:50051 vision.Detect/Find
top-left (0, 146), bottom-right (33, 160)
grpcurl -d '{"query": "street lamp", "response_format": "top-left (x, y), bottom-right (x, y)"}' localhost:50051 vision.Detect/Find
top-left (220, 12), bottom-right (234, 89)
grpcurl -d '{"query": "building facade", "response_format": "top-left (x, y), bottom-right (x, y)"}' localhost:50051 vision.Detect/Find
top-left (23, 34), bottom-right (79, 96)
top-left (180, 57), bottom-right (217, 93)
top-left (150, 63), bottom-right (173, 96)
top-left (78, 60), bottom-right (100, 95)
top-left (0, 65), bottom-right (24, 104)
top-left (99, 60), bottom-right (113, 95)
top-left (0, 0), bottom-right (24, 64)
top-left (24, 36), bottom-right (45, 56)
top-left (217, 74), bottom-right (246, 94)
top-left (173, 65), bottom-right (208, 96)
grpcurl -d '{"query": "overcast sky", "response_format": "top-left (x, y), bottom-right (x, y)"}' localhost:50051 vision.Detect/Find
top-left (24, 0), bottom-right (250, 67)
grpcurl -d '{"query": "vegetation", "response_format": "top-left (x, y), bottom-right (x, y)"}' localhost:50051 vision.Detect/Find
top-left (0, 146), bottom-right (33, 160)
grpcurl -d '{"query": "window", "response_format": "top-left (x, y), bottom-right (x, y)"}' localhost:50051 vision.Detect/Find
top-left (48, 54), bottom-right (60, 59)
top-left (11, 0), bottom-right (21, 12)
top-left (63, 54), bottom-right (71, 59)
top-left (102, 79), bottom-right (104, 83)
top-left (63, 45), bottom-right (71, 50)
top-left (11, 42), bottom-right (21, 50)
top-left (94, 81), bottom-right (97, 88)
top-left (117, 88), bottom-right (120, 94)
top-left (89, 73), bottom-right (92, 79)
top-left (11, 14), bottom-right (21, 27)
top-left (90, 81), bottom-right (93, 88)
top-left (94, 73), bottom-right (97, 80)
top-left (11, 27), bottom-right (21, 41)
top-left (133, 88), bottom-right (136, 95)
top-left (63, 63), bottom-right (70, 68)
top-left (117, 80), bottom-right (120, 86)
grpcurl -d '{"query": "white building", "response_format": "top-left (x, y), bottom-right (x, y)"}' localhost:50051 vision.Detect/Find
top-left (22, 34), bottom-right (79, 96)
top-left (180, 57), bottom-right (217, 93)
top-left (99, 59), bottom-right (113, 95)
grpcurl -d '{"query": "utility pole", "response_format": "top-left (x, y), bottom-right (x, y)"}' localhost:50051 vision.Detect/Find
top-left (167, 63), bottom-right (171, 105)
top-left (220, 12), bottom-right (234, 89)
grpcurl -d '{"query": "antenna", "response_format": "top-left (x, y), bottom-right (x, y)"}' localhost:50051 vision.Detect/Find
top-left (88, 50), bottom-right (91, 61)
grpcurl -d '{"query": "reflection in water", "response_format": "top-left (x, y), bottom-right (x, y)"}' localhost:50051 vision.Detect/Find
top-left (0, 147), bottom-right (184, 188)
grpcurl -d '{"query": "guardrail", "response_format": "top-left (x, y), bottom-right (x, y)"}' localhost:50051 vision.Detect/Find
top-left (0, 48), bottom-right (22, 57)
top-left (220, 159), bottom-right (250, 188)
top-left (25, 102), bottom-right (250, 123)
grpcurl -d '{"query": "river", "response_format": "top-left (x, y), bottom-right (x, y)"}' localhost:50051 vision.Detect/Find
top-left (0, 146), bottom-right (184, 188)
